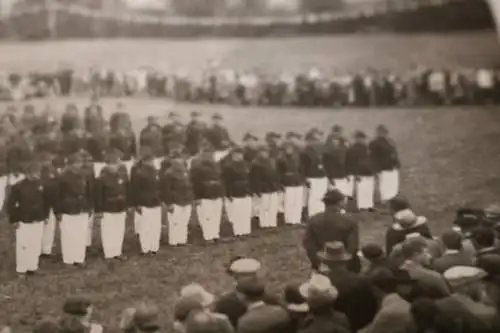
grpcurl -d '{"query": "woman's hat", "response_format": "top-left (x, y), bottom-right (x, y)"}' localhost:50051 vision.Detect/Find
top-left (179, 283), bottom-right (215, 308)
top-left (298, 273), bottom-right (338, 302)
top-left (317, 241), bottom-right (352, 263)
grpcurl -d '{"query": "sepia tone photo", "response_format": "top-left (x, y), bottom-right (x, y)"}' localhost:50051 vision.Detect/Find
top-left (0, 0), bottom-right (500, 332)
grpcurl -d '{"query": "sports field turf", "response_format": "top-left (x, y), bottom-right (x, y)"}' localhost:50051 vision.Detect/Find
top-left (0, 32), bottom-right (500, 331)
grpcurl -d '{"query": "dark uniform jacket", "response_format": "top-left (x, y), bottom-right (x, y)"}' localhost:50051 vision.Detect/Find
top-left (243, 147), bottom-right (258, 164)
top-left (109, 131), bottom-right (137, 161)
top-left (323, 139), bottom-right (348, 179)
top-left (139, 125), bottom-right (164, 157)
top-left (61, 131), bottom-right (88, 157)
top-left (303, 210), bottom-right (360, 270)
top-left (238, 303), bottom-right (291, 333)
top-left (369, 136), bottom-right (400, 173)
top-left (7, 178), bottom-right (51, 223)
top-left (185, 120), bottom-right (207, 156)
top-left (346, 142), bottom-right (374, 176)
top-left (162, 122), bottom-right (184, 154)
top-left (222, 159), bottom-right (251, 198)
top-left (325, 267), bottom-right (379, 332)
top-left (298, 311), bottom-right (351, 333)
top-left (214, 291), bottom-right (282, 329)
top-left (301, 144), bottom-right (327, 179)
top-left (206, 124), bottom-right (230, 150)
top-left (160, 167), bottom-right (194, 206)
top-left (130, 162), bottom-right (161, 208)
top-left (60, 112), bottom-right (81, 135)
top-left (84, 105), bottom-right (104, 133)
top-left (190, 156), bottom-right (224, 199)
top-left (36, 131), bottom-right (62, 155)
top-left (52, 169), bottom-right (93, 215)
top-left (7, 136), bottom-right (34, 175)
top-left (276, 152), bottom-right (304, 187)
top-left (433, 250), bottom-right (475, 274)
top-left (94, 165), bottom-right (130, 213)
top-left (86, 131), bottom-right (109, 163)
top-left (249, 157), bottom-right (281, 195)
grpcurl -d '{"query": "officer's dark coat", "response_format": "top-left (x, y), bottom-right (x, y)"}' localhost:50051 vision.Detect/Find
top-left (300, 144), bottom-right (327, 179)
top-left (130, 161), bottom-right (161, 208)
top-left (162, 122), bottom-right (185, 154)
top-left (52, 168), bottom-right (94, 216)
top-left (94, 165), bottom-right (130, 213)
top-left (369, 136), bottom-right (400, 173)
top-left (7, 177), bottom-right (51, 223)
top-left (7, 136), bottom-right (34, 175)
top-left (61, 131), bottom-right (88, 158)
top-left (190, 155), bottom-right (224, 200)
top-left (249, 156), bottom-right (281, 195)
top-left (84, 105), bottom-right (104, 133)
top-left (109, 130), bottom-right (137, 161)
top-left (276, 151), bottom-right (303, 187)
top-left (87, 131), bottom-right (109, 163)
top-left (139, 125), bottom-right (163, 157)
top-left (160, 165), bottom-right (193, 206)
top-left (345, 142), bottom-right (374, 176)
top-left (323, 138), bottom-right (349, 179)
top-left (185, 120), bottom-right (207, 156)
top-left (36, 131), bottom-right (62, 156)
top-left (206, 124), bottom-right (230, 150)
top-left (221, 159), bottom-right (251, 198)
top-left (243, 147), bottom-right (258, 164)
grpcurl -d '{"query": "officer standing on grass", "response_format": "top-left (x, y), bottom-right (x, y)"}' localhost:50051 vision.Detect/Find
top-left (130, 147), bottom-right (162, 255)
top-left (39, 152), bottom-right (60, 257)
top-left (162, 111), bottom-right (185, 156)
top-left (94, 148), bottom-right (129, 261)
top-left (109, 112), bottom-right (137, 175)
top-left (206, 113), bottom-right (231, 161)
top-left (185, 111), bottom-right (207, 156)
top-left (7, 157), bottom-right (51, 277)
top-left (139, 116), bottom-right (163, 169)
top-left (53, 151), bottom-right (94, 267)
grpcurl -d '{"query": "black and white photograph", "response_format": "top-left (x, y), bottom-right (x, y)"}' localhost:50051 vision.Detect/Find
top-left (1, 0), bottom-right (500, 332)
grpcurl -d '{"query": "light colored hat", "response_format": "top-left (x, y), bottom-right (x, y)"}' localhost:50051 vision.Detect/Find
top-left (299, 273), bottom-right (338, 301)
top-left (395, 209), bottom-right (426, 228)
top-left (229, 258), bottom-right (261, 275)
top-left (444, 266), bottom-right (488, 288)
top-left (180, 283), bottom-right (215, 308)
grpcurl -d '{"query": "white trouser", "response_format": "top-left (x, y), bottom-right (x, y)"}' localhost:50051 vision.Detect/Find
top-left (378, 169), bottom-right (399, 202)
top-left (134, 210), bottom-right (141, 235)
top-left (41, 210), bottom-right (57, 255)
top-left (284, 186), bottom-right (303, 224)
top-left (197, 198), bottom-right (223, 241)
top-left (168, 204), bottom-right (191, 245)
top-left (101, 212), bottom-right (126, 259)
top-left (16, 221), bottom-right (44, 273)
top-left (93, 162), bottom-right (106, 177)
top-left (60, 214), bottom-right (89, 265)
top-left (153, 158), bottom-right (162, 170)
top-left (225, 196), bottom-right (252, 236)
top-left (356, 176), bottom-right (375, 209)
top-left (214, 150), bottom-right (230, 163)
top-left (334, 177), bottom-right (354, 198)
top-left (259, 192), bottom-right (279, 228)
top-left (307, 177), bottom-right (328, 217)
top-left (138, 206), bottom-right (162, 253)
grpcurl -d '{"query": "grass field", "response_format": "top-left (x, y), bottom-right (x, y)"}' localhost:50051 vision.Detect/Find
top-left (1, 33), bottom-right (500, 332)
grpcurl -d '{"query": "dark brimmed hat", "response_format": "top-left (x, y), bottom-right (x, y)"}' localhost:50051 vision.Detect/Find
top-left (243, 132), bottom-right (258, 142)
top-left (317, 242), bottom-right (352, 263)
top-left (63, 296), bottom-right (91, 316)
top-left (212, 113), bottom-right (222, 120)
top-left (389, 196), bottom-right (411, 213)
top-left (322, 189), bottom-right (345, 205)
top-left (265, 131), bottom-right (281, 141)
top-left (354, 130), bottom-right (367, 139)
top-left (305, 128), bottom-right (320, 141)
top-left (361, 243), bottom-right (384, 261)
top-left (332, 125), bottom-right (343, 133)
top-left (376, 124), bottom-right (389, 135)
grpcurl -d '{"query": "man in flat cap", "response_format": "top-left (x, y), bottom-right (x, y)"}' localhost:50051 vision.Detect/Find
top-left (53, 151), bottom-right (93, 266)
top-left (370, 125), bottom-right (400, 204)
top-left (346, 130), bottom-right (375, 212)
top-left (185, 111), bottom-right (207, 156)
top-left (139, 116), bottom-right (164, 170)
top-left (301, 128), bottom-right (328, 219)
top-left (436, 266), bottom-right (499, 332)
top-left (303, 189), bottom-right (360, 272)
top-left (162, 111), bottom-right (185, 156)
top-left (323, 125), bottom-right (351, 198)
top-left (249, 146), bottom-right (280, 229)
top-left (222, 147), bottom-right (252, 237)
top-left (276, 141), bottom-right (303, 225)
top-left (206, 113), bottom-right (231, 160)
top-left (130, 147), bottom-right (162, 255)
top-left (160, 156), bottom-right (193, 246)
top-left (191, 141), bottom-right (225, 242)
top-left (60, 295), bottom-right (102, 333)
top-left (7, 157), bottom-right (50, 276)
top-left (94, 148), bottom-right (129, 261)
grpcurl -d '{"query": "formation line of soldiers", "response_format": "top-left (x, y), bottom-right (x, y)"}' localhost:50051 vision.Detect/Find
top-left (1, 101), bottom-right (400, 276)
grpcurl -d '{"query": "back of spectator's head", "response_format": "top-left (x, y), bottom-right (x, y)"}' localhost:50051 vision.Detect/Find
top-left (284, 284), bottom-right (309, 313)
top-left (401, 238), bottom-right (429, 262)
top-left (185, 311), bottom-right (230, 333)
top-left (236, 277), bottom-right (265, 303)
top-left (476, 254), bottom-right (500, 279)
top-left (410, 298), bottom-right (438, 330)
top-left (361, 243), bottom-right (385, 262)
top-left (369, 268), bottom-right (398, 294)
top-left (441, 230), bottom-right (464, 251)
top-left (33, 319), bottom-right (60, 333)
top-left (471, 226), bottom-right (496, 249)
top-left (389, 196), bottom-right (411, 214)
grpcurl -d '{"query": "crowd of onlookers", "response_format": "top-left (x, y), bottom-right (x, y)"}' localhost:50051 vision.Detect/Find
top-left (5, 194), bottom-right (500, 333)
top-left (2, 65), bottom-right (500, 107)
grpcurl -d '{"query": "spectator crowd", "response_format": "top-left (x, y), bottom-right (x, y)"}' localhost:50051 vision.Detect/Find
top-left (2, 65), bottom-right (500, 107)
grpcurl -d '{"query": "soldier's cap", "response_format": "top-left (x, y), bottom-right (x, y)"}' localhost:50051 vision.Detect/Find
top-left (265, 131), bottom-right (281, 140)
top-left (132, 303), bottom-right (160, 332)
top-left (212, 113), bottom-right (223, 120)
top-left (354, 130), bottom-right (367, 139)
top-left (285, 131), bottom-right (302, 139)
top-left (376, 124), bottom-right (389, 134)
top-left (444, 266), bottom-right (487, 288)
top-left (168, 111), bottom-right (178, 119)
top-left (361, 243), bottom-right (385, 261)
top-left (242, 132), bottom-right (258, 142)
top-left (228, 258), bottom-right (261, 275)
top-left (332, 125), bottom-right (343, 133)
top-left (63, 296), bottom-right (92, 316)
top-left (322, 189), bottom-right (345, 205)
top-left (305, 128), bottom-right (320, 141)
